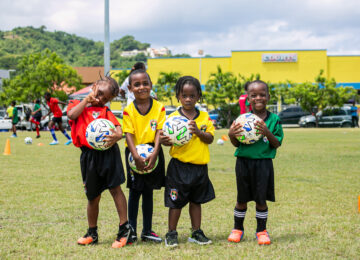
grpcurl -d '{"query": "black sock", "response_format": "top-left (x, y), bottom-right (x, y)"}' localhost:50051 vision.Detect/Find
top-left (234, 207), bottom-right (247, 231)
top-left (88, 226), bottom-right (98, 235)
top-left (256, 208), bottom-right (268, 232)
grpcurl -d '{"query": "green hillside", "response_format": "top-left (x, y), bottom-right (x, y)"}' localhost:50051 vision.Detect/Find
top-left (0, 26), bottom-right (150, 69)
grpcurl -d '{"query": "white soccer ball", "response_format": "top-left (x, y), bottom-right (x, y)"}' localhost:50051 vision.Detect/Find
top-left (235, 113), bottom-right (263, 144)
top-left (128, 144), bottom-right (158, 174)
top-left (85, 119), bottom-right (115, 150)
top-left (24, 137), bottom-right (33, 145)
top-left (162, 116), bottom-right (192, 146)
top-left (216, 139), bottom-right (224, 145)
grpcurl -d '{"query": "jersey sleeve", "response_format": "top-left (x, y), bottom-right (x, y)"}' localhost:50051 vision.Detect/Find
top-left (206, 113), bottom-right (215, 136)
top-left (106, 108), bottom-right (121, 126)
top-left (67, 99), bottom-right (80, 114)
top-left (273, 116), bottom-right (284, 145)
top-left (122, 107), bottom-right (135, 134)
top-left (157, 106), bottom-right (166, 129)
top-left (52, 98), bottom-right (59, 105)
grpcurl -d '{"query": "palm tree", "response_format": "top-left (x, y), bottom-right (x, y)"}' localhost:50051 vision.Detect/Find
top-left (156, 71), bottom-right (181, 106)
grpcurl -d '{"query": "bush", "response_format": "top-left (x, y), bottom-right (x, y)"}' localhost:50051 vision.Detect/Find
top-left (218, 103), bottom-right (240, 128)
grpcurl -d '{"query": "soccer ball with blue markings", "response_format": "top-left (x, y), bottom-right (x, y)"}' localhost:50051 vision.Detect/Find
top-left (128, 144), bottom-right (158, 174)
top-left (85, 119), bottom-right (115, 150)
top-left (235, 113), bottom-right (263, 144)
top-left (162, 116), bottom-right (192, 146)
top-left (24, 137), bottom-right (33, 145)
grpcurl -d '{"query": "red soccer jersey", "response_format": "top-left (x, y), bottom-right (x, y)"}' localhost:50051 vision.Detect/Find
top-left (239, 94), bottom-right (252, 115)
top-left (47, 98), bottom-right (63, 117)
top-left (67, 100), bottom-right (121, 148)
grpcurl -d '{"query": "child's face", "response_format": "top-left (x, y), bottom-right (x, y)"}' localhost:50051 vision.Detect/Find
top-left (247, 83), bottom-right (269, 112)
top-left (178, 84), bottom-right (200, 110)
top-left (94, 83), bottom-right (114, 106)
top-left (130, 73), bottom-right (152, 101)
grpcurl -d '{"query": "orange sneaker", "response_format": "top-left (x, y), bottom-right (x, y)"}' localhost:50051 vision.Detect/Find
top-left (77, 230), bottom-right (98, 245)
top-left (228, 229), bottom-right (244, 243)
top-left (256, 230), bottom-right (271, 245)
top-left (111, 223), bottom-right (134, 248)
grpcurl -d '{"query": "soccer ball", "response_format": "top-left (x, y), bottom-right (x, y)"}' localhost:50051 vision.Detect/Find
top-left (24, 137), bottom-right (32, 145)
top-left (128, 144), bottom-right (158, 174)
top-left (162, 116), bottom-right (192, 146)
top-left (85, 119), bottom-right (115, 150)
top-left (235, 113), bottom-right (263, 144)
top-left (216, 139), bottom-right (224, 145)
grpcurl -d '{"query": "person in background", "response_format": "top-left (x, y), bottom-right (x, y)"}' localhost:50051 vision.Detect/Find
top-left (350, 101), bottom-right (359, 128)
top-left (9, 101), bottom-right (18, 137)
top-left (30, 99), bottom-right (42, 138)
top-left (238, 82), bottom-right (252, 114)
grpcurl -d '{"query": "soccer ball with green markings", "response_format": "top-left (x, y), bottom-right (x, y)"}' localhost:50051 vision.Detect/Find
top-left (162, 116), bottom-right (192, 146)
top-left (128, 144), bottom-right (158, 174)
top-left (235, 113), bottom-right (263, 144)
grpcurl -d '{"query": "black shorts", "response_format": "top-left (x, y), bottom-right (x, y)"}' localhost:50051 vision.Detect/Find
top-left (235, 157), bottom-right (275, 205)
top-left (32, 116), bottom-right (41, 123)
top-left (80, 144), bottom-right (125, 201)
top-left (52, 117), bottom-right (62, 124)
top-left (125, 144), bottom-right (165, 191)
top-left (165, 158), bottom-right (215, 209)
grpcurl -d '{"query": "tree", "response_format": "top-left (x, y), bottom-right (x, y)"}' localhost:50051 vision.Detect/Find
top-left (156, 71), bottom-right (181, 106)
top-left (0, 49), bottom-right (82, 105)
top-left (290, 70), bottom-right (356, 126)
top-left (114, 70), bottom-right (130, 87)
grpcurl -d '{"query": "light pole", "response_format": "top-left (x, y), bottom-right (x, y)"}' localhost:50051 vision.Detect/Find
top-left (104, 0), bottom-right (110, 76)
top-left (198, 49), bottom-right (204, 84)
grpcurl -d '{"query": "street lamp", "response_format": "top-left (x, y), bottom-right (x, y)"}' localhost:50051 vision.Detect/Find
top-left (198, 49), bottom-right (204, 84)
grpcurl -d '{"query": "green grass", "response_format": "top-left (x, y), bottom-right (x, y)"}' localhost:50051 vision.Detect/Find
top-left (0, 129), bottom-right (359, 259)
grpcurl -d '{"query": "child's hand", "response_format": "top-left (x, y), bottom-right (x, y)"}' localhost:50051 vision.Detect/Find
top-left (104, 128), bottom-right (122, 148)
top-left (85, 84), bottom-right (100, 105)
top-left (228, 121), bottom-right (243, 138)
top-left (254, 120), bottom-right (270, 136)
top-left (160, 130), bottom-right (173, 146)
top-left (144, 152), bottom-right (157, 172)
top-left (188, 120), bottom-right (201, 136)
top-left (134, 155), bottom-right (146, 172)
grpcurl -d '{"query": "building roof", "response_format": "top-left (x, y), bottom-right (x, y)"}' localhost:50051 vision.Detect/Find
top-left (73, 67), bottom-right (104, 85)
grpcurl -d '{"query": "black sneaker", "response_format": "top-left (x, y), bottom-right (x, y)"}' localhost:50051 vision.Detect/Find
top-left (77, 229), bottom-right (98, 245)
top-left (36, 135), bottom-right (40, 139)
top-left (188, 229), bottom-right (212, 245)
top-left (165, 230), bottom-right (178, 247)
top-left (112, 223), bottom-right (134, 248)
top-left (129, 233), bottom-right (138, 243)
top-left (141, 230), bottom-right (162, 243)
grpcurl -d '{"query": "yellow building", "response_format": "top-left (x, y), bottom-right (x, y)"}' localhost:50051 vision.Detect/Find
top-left (147, 49), bottom-right (360, 92)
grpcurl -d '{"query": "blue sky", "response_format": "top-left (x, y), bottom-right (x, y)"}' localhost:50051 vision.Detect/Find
top-left (1, 0), bottom-right (360, 56)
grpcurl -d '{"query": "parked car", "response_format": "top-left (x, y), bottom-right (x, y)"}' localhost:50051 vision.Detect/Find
top-left (15, 104), bottom-right (33, 130)
top-left (299, 107), bottom-right (352, 127)
top-left (278, 106), bottom-right (310, 124)
top-left (208, 109), bottom-right (220, 128)
top-left (165, 106), bottom-right (177, 119)
top-left (0, 116), bottom-right (12, 131)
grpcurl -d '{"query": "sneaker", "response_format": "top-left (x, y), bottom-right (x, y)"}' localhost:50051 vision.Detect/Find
top-left (36, 135), bottom-right (41, 139)
top-left (49, 140), bottom-right (59, 145)
top-left (129, 233), bottom-right (137, 243)
top-left (77, 230), bottom-right (98, 245)
top-left (188, 229), bottom-right (212, 245)
top-left (256, 230), bottom-right (271, 245)
top-left (165, 231), bottom-right (178, 248)
top-left (228, 229), bottom-right (244, 243)
top-left (65, 139), bottom-right (72, 145)
top-left (10, 134), bottom-right (17, 138)
top-left (112, 223), bottom-right (134, 248)
top-left (141, 230), bottom-right (162, 243)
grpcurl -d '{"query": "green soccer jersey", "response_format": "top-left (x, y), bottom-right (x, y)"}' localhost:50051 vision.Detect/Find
top-left (34, 104), bottom-right (40, 111)
top-left (234, 111), bottom-right (284, 159)
top-left (12, 107), bottom-right (19, 124)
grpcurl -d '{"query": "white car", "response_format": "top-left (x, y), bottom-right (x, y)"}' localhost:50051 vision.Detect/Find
top-left (0, 116), bottom-right (12, 131)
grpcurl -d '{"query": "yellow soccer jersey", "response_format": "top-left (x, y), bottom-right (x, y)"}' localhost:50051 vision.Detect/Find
top-left (123, 98), bottom-right (165, 146)
top-left (169, 109), bottom-right (215, 165)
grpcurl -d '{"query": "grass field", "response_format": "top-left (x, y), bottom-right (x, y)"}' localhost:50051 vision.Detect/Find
top-left (1, 128), bottom-right (359, 259)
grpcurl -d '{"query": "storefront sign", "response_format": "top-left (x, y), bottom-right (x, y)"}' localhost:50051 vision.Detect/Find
top-left (262, 53), bottom-right (297, 63)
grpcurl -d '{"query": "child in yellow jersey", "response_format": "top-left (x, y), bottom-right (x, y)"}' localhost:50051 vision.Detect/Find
top-left (122, 69), bottom-right (166, 243)
top-left (160, 76), bottom-right (215, 247)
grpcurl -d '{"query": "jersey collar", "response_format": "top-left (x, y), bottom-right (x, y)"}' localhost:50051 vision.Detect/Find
top-left (134, 98), bottom-right (153, 116)
top-left (178, 107), bottom-right (200, 120)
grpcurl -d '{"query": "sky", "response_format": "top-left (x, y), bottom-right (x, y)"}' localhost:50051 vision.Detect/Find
top-left (1, 0), bottom-right (360, 57)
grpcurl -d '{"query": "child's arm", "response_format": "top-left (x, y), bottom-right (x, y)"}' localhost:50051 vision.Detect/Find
top-left (188, 120), bottom-right (213, 144)
top-left (125, 133), bottom-right (147, 172)
top-left (255, 120), bottom-right (281, 148)
top-left (144, 129), bottom-right (161, 171)
top-left (159, 130), bottom-right (173, 146)
top-left (228, 121), bottom-right (242, 147)
top-left (67, 86), bottom-right (99, 120)
top-left (104, 125), bottom-right (123, 148)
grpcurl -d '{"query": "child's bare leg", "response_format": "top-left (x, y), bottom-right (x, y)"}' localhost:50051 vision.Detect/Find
top-left (168, 208), bottom-right (181, 231)
top-left (255, 202), bottom-right (267, 210)
top-left (109, 186), bottom-right (128, 225)
top-left (87, 195), bottom-right (101, 227)
top-left (236, 202), bottom-right (247, 210)
top-left (189, 202), bottom-right (201, 230)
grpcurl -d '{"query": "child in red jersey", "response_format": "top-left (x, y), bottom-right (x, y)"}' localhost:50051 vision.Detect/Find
top-left (43, 92), bottom-right (72, 145)
top-left (67, 76), bottom-right (134, 249)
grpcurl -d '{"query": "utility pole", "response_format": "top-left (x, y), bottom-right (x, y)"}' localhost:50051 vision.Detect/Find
top-left (104, 0), bottom-right (110, 76)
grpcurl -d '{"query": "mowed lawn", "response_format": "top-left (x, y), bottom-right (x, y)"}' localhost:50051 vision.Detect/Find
top-left (0, 128), bottom-right (359, 259)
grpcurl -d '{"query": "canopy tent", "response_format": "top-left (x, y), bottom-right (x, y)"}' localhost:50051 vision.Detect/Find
top-left (68, 85), bottom-right (92, 100)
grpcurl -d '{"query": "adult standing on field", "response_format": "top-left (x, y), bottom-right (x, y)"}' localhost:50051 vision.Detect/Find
top-left (238, 82), bottom-right (252, 114)
top-left (350, 101), bottom-right (359, 127)
top-left (9, 101), bottom-right (18, 138)
top-left (119, 62), bottom-right (157, 106)
top-left (42, 92), bottom-right (72, 145)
